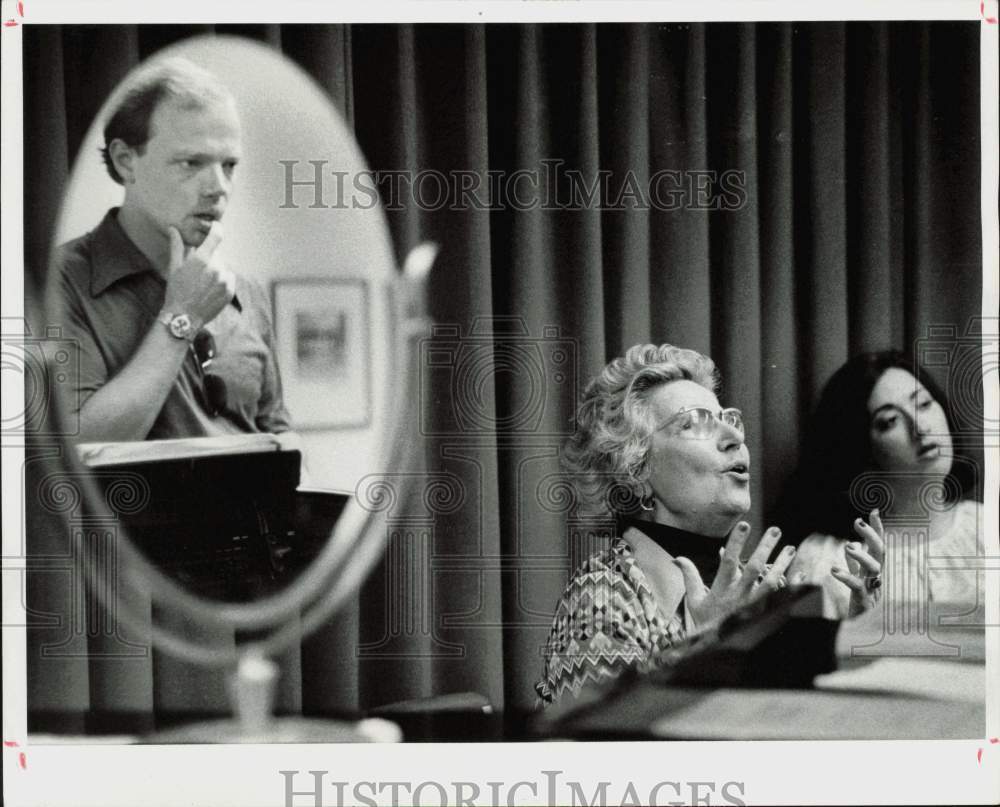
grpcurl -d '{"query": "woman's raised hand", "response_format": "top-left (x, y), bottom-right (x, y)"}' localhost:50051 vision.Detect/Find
top-left (831, 508), bottom-right (885, 617)
top-left (674, 522), bottom-right (798, 631)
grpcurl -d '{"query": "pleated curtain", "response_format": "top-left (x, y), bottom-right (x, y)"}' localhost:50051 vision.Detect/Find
top-left (22, 22), bottom-right (983, 727)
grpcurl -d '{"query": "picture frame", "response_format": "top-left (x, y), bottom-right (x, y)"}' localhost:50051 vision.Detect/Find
top-left (271, 278), bottom-right (371, 430)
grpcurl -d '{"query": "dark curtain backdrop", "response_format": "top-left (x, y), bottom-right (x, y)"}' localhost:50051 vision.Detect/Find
top-left (23, 22), bottom-right (983, 728)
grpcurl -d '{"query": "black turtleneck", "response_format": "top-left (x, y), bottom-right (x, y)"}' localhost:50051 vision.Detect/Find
top-left (620, 517), bottom-right (724, 584)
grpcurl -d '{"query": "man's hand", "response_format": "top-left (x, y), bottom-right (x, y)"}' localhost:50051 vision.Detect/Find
top-left (162, 222), bottom-right (235, 329)
top-left (75, 221), bottom-right (236, 441)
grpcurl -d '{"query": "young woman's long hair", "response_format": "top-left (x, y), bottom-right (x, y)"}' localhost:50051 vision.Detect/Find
top-left (770, 351), bottom-right (976, 545)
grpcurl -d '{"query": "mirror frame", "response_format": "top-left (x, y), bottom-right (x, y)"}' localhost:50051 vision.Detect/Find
top-left (41, 35), bottom-right (432, 667)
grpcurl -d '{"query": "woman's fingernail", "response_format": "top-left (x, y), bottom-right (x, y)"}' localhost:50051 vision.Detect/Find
top-left (785, 546), bottom-right (796, 556)
top-left (856, 517), bottom-right (865, 526)
top-left (771, 527), bottom-right (782, 538)
top-left (831, 567), bottom-right (842, 574)
top-left (739, 522), bottom-right (750, 533)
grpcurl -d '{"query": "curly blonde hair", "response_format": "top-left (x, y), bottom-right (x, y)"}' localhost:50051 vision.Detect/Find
top-left (562, 343), bottom-right (719, 519)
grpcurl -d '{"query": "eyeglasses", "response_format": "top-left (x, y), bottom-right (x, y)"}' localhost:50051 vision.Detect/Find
top-left (659, 407), bottom-right (744, 439)
top-left (192, 330), bottom-right (227, 417)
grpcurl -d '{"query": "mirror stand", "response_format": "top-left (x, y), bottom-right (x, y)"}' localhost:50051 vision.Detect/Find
top-left (62, 245), bottom-right (437, 745)
top-left (149, 651), bottom-right (402, 743)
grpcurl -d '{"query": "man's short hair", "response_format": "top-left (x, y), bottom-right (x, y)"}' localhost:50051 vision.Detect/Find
top-left (100, 58), bottom-right (235, 185)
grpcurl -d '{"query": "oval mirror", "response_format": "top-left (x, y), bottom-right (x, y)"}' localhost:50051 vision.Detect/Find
top-left (41, 35), bottom-right (433, 739)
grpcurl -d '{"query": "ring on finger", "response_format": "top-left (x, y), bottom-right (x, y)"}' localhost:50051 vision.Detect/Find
top-left (864, 574), bottom-right (882, 592)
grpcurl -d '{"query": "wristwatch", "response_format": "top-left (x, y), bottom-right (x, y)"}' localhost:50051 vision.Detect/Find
top-left (159, 311), bottom-right (197, 342)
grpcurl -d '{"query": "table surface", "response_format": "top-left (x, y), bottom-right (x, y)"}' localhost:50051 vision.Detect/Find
top-left (542, 607), bottom-right (990, 741)
top-left (28, 609), bottom-right (991, 743)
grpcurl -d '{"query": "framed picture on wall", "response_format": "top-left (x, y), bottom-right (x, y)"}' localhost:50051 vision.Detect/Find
top-left (272, 278), bottom-right (371, 430)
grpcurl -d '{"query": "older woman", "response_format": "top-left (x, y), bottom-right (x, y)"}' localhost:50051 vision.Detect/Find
top-left (535, 344), bottom-right (796, 706)
top-left (778, 351), bottom-right (979, 619)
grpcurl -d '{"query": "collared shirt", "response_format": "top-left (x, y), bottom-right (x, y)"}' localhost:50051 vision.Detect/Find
top-left (56, 209), bottom-right (290, 439)
top-left (620, 517), bottom-right (724, 584)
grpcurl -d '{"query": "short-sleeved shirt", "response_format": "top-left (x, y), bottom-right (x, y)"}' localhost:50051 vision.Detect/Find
top-left (56, 208), bottom-right (290, 438)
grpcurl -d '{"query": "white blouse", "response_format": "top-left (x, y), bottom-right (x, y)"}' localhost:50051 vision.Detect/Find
top-left (790, 499), bottom-right (985, 619)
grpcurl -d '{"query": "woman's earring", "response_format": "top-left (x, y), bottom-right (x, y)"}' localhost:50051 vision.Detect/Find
top-left (639, 494), bottom-right (654, 512)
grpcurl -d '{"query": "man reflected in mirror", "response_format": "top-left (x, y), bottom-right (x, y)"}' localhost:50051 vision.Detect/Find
top-left (56, 58), bottom-right (290, 442)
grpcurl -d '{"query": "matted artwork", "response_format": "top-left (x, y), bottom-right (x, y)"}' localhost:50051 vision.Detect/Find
top-left (272, 278), bottom-right (370, 429)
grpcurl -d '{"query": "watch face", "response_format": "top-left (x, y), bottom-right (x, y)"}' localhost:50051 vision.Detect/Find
top-left (169, 314), bottom-right (194, 340)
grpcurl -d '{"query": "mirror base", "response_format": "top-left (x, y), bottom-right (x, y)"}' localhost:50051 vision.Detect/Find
top-left (145, 716), bottom-right (403, 744)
